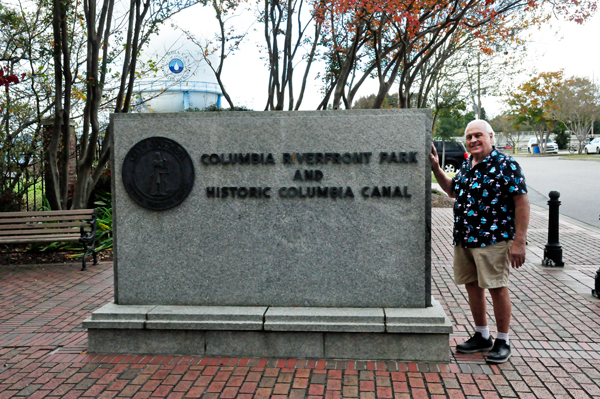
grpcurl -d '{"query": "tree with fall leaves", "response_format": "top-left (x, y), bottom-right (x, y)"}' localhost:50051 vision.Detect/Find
top-left (314, 0), bottom-right (596, 110)
top-left (505, 71), bottom-right (563, 154)
top-left (548, 76), bottom-right (599, 154)
top-left (490, 113), bottom-right (530, 154)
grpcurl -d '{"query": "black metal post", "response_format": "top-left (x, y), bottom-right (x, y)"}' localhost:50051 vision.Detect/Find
top-left (593, 267), bottom-right (600, 299)
top-left (543, 191), bottom-right (564, 267)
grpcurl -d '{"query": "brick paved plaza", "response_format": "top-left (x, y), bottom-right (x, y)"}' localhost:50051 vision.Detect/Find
top-left (1, 207), bottom-right (599, 398)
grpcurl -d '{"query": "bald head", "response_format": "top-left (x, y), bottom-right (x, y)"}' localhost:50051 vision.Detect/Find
top-left (464, 119), bottom-right (494, 136)
top-left (464, 119), bottom-right (494, 161)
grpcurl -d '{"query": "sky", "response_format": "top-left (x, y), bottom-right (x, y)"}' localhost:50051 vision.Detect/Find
top-left (526, 13), bottom-right (600, 81)
top-left (150, 5), bottom-right (600, 116)
top-left (484, 12), bottom-right (600, 117)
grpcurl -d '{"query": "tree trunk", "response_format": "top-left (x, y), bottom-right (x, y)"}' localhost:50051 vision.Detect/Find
top-left (295, 32), bottom-right (317, 111)
top-left (47, 0), bottom-right (66, 210)
top-left (331, 21), bottom-right (365, 109)
top-left (215, 2), bottom-right (235, 109)
top-left (372, 59), bottom-right (401, 109)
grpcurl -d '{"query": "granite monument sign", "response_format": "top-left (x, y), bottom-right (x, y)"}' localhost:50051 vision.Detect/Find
top-left (84, 110), bottom-right (452, 361)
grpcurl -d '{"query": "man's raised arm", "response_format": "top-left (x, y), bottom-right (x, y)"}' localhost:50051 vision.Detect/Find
top-left (430, 143), bottom-right (456, 198)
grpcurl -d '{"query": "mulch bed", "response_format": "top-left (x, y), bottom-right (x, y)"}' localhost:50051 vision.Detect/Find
top-left (0, 245), bottom-right (113, 266)
top-left (432, 190), bottom-right (455, 208)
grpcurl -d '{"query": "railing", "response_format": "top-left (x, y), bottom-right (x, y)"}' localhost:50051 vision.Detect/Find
top-left (133, 79), bottom-right (222, 94)
top-left (1, 135), bottom-right (106, 212)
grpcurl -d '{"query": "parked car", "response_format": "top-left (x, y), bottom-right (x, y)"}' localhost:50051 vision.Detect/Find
top-left (433, 140), bottom-right (468, 173)
top-left (584, 137), bottom-right (600, 154)
top-left (527, 137), bottom-right (558, 154)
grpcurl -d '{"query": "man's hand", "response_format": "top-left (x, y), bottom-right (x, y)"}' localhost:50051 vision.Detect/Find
top-left (430, 143), bottom-right (456, 198)
top-left (510, 240), bottom-right (526, 268)
top-left (429, 143), bottom-right (441, 172)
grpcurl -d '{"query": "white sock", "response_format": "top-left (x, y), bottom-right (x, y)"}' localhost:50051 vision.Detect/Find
top-left (497, 332), bottom-right (509, 345)
top-left (475, 326), bottom-right (490, 339)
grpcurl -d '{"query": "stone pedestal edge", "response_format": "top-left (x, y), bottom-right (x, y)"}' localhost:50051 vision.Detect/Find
top-left (84, 298), bottom-right (452, 361)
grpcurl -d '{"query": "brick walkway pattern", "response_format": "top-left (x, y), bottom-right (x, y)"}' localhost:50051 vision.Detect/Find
top-left (1, 207), bottom-right (599, 398)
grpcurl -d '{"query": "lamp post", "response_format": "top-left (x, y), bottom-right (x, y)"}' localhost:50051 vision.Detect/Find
top-left (464, 53), bottom-right (483, 119)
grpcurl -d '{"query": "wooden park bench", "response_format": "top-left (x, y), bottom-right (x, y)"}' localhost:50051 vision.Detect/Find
top-left (0, 209), bottom-right (98, 270)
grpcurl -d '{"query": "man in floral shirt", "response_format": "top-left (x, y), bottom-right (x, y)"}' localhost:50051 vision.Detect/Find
top-left (430, 119), bottom-right (530, 363)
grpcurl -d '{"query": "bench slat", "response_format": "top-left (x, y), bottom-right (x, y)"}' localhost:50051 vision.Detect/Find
top-left (0, 222), bottom-right (89, 230)
top-left (0, 215), bottom-right (95, 224)
top-left (0, 209), bottom-right (95, 217)
top-left (1, 209), bottom-right (98, 271)
top-left (0, 235), bottom-right (82, 244)
top-left (0, 228), bottom-right (91, 236)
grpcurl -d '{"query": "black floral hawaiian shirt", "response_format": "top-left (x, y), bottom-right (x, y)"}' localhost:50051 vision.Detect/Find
top-left (451, 147), bottom-right (528, 248)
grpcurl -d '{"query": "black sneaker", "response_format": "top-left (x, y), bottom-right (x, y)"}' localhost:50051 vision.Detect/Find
top-left (486, 339), bottom-right (511, 363)
top-left (456, 332), bottom-right (494, 354)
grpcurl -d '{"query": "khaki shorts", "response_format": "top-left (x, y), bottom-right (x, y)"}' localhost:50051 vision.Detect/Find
top-left (454, 241), bottom-right (512, 289)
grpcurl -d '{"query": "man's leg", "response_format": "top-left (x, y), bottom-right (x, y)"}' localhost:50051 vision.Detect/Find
top-left (465, 281), bottom-right (487, 326)
top-left (454, 247), bottom-right (493, 353)
top-left (488, 287), bottom-right (511, 334)
top-left (486, 286), bottom-right (512, 363)
top-left (455, 281), bottom-right (494, 353)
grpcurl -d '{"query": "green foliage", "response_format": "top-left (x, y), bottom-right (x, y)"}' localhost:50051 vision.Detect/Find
top-left (353, 93), bottom-right (399, 109)
top-left (431, 171), bottom-right (456, 184)
top-left (463, 110), bottom-right (487, 125)
top-left (549, 76), bottom-right (599, 152)
top-left (435, 115), bottom-right (463, 139)
top-left (552, 120), bottom-right (569, 149)
top-left (1, 2), bottom-right (51, 212)
top-left (435, 100), bottom-right (468, 139)
top-left (505, 71), bottom-right (563, 132)
top-left (29, 192), bottom-right (112, 256)
top-left (39, 194), bottom-right (51, 212)
top-left (186, 104), bottom-right (252, 112)
top-left (93, 191), bottom-right (113, 253)
top-left (490, 113), bottom-right (517, 134)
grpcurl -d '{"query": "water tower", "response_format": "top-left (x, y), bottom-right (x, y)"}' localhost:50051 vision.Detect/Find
top-left (134, 30), bottom-right (223, 113)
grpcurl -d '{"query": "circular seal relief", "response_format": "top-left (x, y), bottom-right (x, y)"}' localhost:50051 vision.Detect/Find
top-left (169, 58), bottom-right (184, 74)
top-left (122, 137), bottom-right (194, 211)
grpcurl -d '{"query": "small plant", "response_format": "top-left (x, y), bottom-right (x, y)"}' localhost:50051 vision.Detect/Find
top-left (29, 192), bottom-right (112, 256)
top-left (38, 194), bottom-right (51, 211)
top-left (93, 191), bottom-right (113, 252)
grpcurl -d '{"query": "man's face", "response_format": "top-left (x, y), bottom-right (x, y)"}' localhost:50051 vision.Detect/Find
top-left (464, 122), bottom-right (493, 158)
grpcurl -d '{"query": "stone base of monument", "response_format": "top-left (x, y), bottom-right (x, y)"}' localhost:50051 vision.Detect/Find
top-left (83, 298), bottom-right (452, 361)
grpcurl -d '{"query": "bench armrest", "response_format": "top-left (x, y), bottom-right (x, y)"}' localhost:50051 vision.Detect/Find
top-left (80, 208), bottom-right (98, 244)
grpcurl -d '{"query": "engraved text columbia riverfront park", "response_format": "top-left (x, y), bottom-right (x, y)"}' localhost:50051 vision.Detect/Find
top-left (200, 151), bottom-right (418, 200)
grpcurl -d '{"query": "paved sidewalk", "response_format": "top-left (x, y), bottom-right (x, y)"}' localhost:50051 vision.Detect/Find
top-left (1, 207), bottom-right (599, 398)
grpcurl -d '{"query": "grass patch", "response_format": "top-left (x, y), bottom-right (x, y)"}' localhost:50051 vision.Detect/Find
top-left (560, 154), bottom-right (600, 161)
top-left (431, 172), bottom-right (456, 184)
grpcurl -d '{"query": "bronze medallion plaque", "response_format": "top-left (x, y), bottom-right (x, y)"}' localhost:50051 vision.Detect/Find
top-left (122, 137), bottom-right (194, 211)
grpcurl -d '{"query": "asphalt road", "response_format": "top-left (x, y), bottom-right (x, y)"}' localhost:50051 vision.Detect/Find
top-left (512, 153), bottom-right (600, 229)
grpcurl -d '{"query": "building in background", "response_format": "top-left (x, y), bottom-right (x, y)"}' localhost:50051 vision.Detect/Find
top-left (134, 29), bottom-right (223, 113)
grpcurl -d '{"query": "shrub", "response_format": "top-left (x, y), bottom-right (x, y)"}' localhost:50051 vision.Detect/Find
top-left (0, 191), bottom-right (24, 212)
